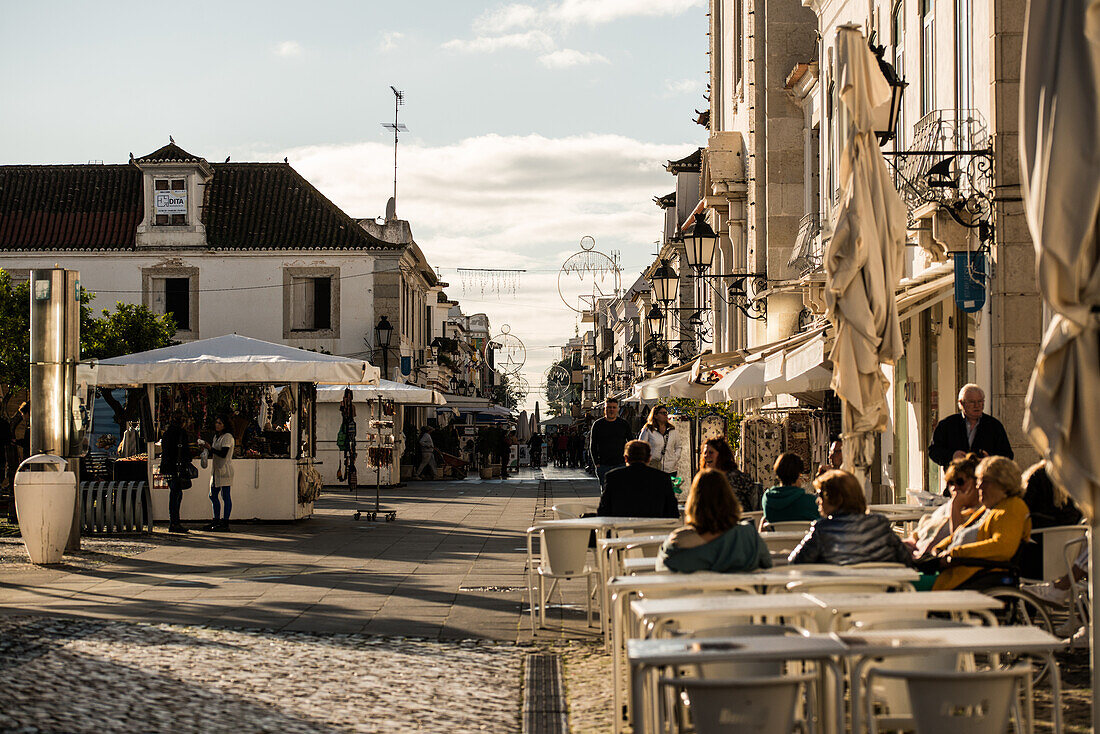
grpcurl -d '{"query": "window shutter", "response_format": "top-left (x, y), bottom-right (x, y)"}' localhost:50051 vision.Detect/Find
top-left (292, 277), bottom-right (314, 330)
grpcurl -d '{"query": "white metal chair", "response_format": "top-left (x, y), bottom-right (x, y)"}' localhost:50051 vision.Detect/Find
top-left (866, 666), bottom-right (1029, 734)
top-left (761, 534), bottom-right (801, 555)
top-left (763, 520), bottom-right (815, 533)
top-left (1024, 524), bottom-right (1087, 583)
top-left (550, 501), bottom-right (595, 519)
top-left (857, 619), bottom-right (973, 732)
top-left (525, 525), bottom-right (598, 631)
top-left (659, 673), bottom-right (816, 734)
top-left (786, 578), bottom-right (915, 632)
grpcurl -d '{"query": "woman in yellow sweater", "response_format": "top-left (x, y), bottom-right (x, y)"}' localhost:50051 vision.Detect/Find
top-left (931, 456), bottom-right (1031, 590)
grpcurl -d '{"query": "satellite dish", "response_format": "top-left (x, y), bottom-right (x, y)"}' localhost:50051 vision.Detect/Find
top-left (385, 197), bottom-right (396, 222)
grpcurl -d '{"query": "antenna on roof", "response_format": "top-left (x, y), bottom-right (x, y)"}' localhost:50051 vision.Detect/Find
top-left (380, 86), bottom-right (408, 220)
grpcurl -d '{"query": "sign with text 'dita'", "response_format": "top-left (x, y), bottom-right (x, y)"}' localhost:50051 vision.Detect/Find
top-left (154, 189), bottom-right (187, 215)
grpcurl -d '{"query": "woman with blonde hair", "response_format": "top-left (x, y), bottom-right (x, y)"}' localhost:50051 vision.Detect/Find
top-left (638, 405), bottom-right (682, 475)
top-left (931, 456), bottom-right (1032, 590)
top-left (657, 469), bottom-right (771, 573)
top-left (788, 469), bottom-right (912, 565)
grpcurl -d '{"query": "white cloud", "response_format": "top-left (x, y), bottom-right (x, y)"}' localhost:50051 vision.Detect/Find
top-left (441, 30), bottom-right (554, 54)
top-left (537, 48), bottom-right (609, 69)
top-left (253, 133), bottom-right (693, 409)
top-left (379, 31), bottom-right (405, 52)
top-left (274, 40), bottom-right (303, 57)
top-left (664, 77), bottom-right (702, 95)
top-left (476, 0), bottom-right (704, 32)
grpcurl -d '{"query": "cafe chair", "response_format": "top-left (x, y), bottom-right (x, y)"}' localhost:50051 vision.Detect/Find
top-left (550, 502), bottom-right (595, 520)
top-left (526, 525), bottom-right (597, 631)
top-left (659, 673), bottom-right (816, 734)
top-left (865, 666), bottom-right (1029, 734)
top-left (762, 521), bottom-right (814, 534)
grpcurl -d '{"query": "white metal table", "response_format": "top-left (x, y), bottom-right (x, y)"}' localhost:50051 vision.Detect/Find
top-left (807, 589), bottom-right (1003, 629)
top-left (628, 634), bottom-right (848, 734)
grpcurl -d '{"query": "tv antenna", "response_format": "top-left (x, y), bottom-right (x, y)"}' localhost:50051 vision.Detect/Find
top-left (380, 86), bottom-right (408, 218)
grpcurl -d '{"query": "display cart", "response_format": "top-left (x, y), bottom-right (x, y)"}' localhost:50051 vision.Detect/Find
top-left (91, 335), bottom-right (379, 522)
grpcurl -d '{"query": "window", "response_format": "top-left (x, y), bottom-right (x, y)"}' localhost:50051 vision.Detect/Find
top-left (892, 0), bottom-right (906, 145)
top-left (283, 267), bottom-right (339, 338)
top-left (291, 277), bottom-right (332, 331)
top-left (143, 267), bottom-right (198, 336)
top-left (153, 179), bottom-right (187, 226)
top-left (954, 0), bottom-right (972, 113)
top-left (921, 0), bottom-right (935, 117)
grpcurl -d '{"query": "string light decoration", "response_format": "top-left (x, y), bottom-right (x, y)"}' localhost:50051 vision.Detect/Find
top-left (456, 268), bottom-right (525, 298)
top-left (482, 324), bottom-right (527, 376)
top-left (557, 235), bottom-right (622, 313)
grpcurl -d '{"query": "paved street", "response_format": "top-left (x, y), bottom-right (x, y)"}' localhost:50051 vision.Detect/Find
top-left (0, 470), bottom-right (603, 733)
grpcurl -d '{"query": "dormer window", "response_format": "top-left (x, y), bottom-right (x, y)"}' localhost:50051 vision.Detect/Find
top-left (154, 179), bottom-right (188, 225)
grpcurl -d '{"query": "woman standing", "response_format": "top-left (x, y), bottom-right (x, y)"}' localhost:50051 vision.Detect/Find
top-left (700, 437), bottom-right (758, 511)
top-left (159, 411), bottom-right (192, 534)
top-left (638, 405), bottom-right (682, 475)
top-left (199, 414), bottom-right (234, 531)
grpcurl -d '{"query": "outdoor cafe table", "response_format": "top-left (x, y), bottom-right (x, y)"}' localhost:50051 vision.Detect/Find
top-left (627, 634), bottom-right (849, 734)
top-left (597, 534), bottom-right (670, 643)
top-left (870, 503), bottom-right (934, 530)
top-left (840, 625), bottom-right (1065, 733)
top-left (608, 565), bottom-right (919, 732)
top-left (530, 516), bottom-right (680, 637)
top-left (808, 589), bottom-right (1002, 629)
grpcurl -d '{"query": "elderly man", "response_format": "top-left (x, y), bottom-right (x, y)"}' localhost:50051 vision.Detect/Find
top-left (596, 441), bottom-right (679, 519)
top-left (928, 384), bottom-right (1013, 468)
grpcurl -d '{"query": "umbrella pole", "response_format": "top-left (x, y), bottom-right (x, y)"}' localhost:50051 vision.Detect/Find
top-left (1091, 499), bottom-right (1098, 734)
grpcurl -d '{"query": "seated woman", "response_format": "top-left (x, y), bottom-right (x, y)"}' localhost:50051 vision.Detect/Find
top-left (930, 456), bottom-right (1032, 590)
top-left (1020, 461), bottom-right (1083, 580)
top-left (905, 453), bottom-right (982, 561)
top-left (657, 469), bottom-right (772, 573)
top-left (700, 437), bottom-right (758, 511)
top-left (788, 469), bottom-right (912, 566)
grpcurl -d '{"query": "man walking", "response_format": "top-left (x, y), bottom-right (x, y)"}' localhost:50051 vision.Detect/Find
top-left (588, 398), bottom-right (633, 487)
top-left (928, 384), bottom-right (1014, 468)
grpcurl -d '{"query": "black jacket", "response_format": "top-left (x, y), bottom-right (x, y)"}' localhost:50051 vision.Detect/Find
top-left (588, 417), bottom-right (634, 466)
top-left (788, 512), bottom-right (913, 566)
top-left (928, 413), bottom-right (1014, 468)
top-left (597, 463), bottom-right (680, 519)
top-left (159, 425), bottom-right (192, 477)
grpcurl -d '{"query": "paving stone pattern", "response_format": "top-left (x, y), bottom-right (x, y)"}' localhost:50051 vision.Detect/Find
top-left (0, 615), bottom-right (534, 733)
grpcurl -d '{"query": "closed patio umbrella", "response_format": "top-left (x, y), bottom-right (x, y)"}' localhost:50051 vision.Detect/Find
top-left (1018, 0), bottom-right (1100, 721)
top-left (533, 402), bottom-right (541, 435)
top-left (824, 25), bottom-right (908, 477)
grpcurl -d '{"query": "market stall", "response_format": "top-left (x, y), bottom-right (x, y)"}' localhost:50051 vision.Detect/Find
top-left (92, 334), bottom-right (379, 521)
top-left (315, 381), bottom-right (446, 488)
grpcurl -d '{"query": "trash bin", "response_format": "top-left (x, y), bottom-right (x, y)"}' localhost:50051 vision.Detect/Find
top-left (14, 454), bottom-right (77, 565)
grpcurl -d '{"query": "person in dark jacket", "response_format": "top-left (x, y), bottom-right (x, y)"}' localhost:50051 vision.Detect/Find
top-left (1020, 460), bottom-right (1083, 578)
top-left (159, 410), bottom-right (193, 534)
top-left (658, 469), bottom-right (772, 573)
top-left (789, 469), bottom-right (912, 566)
top-left (597, 440), bottom-right (680, 518)
top-left (588, 398), bottom-right (634, 487)
top-left (762, 452), bottom-right (819, 523)
top-left (928, 384), bottom-right (1013, 469)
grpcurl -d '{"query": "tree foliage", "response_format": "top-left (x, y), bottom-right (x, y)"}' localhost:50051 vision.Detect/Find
top-left (489, 373), bottom-right (521, 411)
top-left (0, 270), bottom-right (177, 408)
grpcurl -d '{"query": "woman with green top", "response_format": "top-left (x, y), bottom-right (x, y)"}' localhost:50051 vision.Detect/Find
top-left (762, 452), bottom-right (819, 523)
top-left (657, 469), bottom-right (772, 573)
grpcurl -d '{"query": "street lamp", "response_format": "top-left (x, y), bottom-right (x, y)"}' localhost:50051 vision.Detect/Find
top-left (682, 217), bottom-right (719, 271)
top-left (375, 315), bottom-right (393, 378)
top-left (646, 304), bottom-right (664, 338)
top-left (649, 261), bottom-right (679, 304)
top-left (430, 336), bottom-right (444, 361)
top-left (870, 42), bottom-right (906, 145)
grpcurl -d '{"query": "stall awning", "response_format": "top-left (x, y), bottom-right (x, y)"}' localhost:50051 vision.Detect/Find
top-left (316, 380), bottom-right (446, 406)
top-left (93, 334), bottom-right (380, 387)
top-left (436, 394), bottom-right (493, 413)
top-left (635, 362), bottom-right (709, 400)
top-left (706, 361), bottom-right (767, 401)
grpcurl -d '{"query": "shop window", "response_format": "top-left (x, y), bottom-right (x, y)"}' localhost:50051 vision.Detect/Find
top-left (153, 179), bottom-right (187, 226)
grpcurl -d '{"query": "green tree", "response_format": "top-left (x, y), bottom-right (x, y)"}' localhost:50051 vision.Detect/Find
top-left (489, 373), bottom-right (520, 411)
top-left (0, 270), bottom-right (177, 413)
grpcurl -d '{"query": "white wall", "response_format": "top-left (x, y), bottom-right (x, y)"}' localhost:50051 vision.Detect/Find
top-left (0, 251), bottom-right (380, 357)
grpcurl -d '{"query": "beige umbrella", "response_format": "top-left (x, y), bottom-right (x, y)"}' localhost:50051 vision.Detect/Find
top-left (824, 26), bottom-right (908, 475)
top-left (1019, 0), bottom-right (1100, 720)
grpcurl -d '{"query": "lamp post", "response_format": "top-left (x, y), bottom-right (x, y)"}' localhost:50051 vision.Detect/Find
top-left (682, 217), bottom-right (719, 272)
top-left (870, 42), bottom-right (906, 145)
top-left (375, 315), bottom-right (393, 379)
top-left (649, 261), bottom-right (679, 304)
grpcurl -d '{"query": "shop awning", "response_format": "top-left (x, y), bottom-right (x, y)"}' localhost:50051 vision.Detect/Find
top-left (636, 363), bottom-right (709, 400)
top-left (764, 333), bottom-right (833, 395)
top-left (706, 361), bottom-right (767, 401)
top-left (435, 394), bottom-right (493, 413)
top-left (896, 263), bottom-right (955, 320)
top-left (93, 334), bottom-right (380, 387)
top-left (316, 380), bottom-right (446, 406)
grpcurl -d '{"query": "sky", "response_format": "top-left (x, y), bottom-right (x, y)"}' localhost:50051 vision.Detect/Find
top-left (0, 0), bottom-right (709, 411)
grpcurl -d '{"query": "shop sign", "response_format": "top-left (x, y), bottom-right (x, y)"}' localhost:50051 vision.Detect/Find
top-left (400, 356), bottom-right (412, 376)
top-left (953, 252), bottom-right (986, 313)
top-left (155, 189), bottom-right (187, 215)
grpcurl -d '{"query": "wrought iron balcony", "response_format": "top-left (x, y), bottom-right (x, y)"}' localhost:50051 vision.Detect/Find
top-left (788, 213), bottom-right (823, 277)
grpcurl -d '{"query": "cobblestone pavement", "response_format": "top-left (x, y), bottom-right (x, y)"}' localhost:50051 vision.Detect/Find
top-left (0, 615), bottom-right (534, 733)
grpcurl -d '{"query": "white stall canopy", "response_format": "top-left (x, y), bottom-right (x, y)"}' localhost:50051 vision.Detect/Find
top-left (316, 381), bottom-right (446, 406)
top-left (93, 334), bottom-right (380, 387)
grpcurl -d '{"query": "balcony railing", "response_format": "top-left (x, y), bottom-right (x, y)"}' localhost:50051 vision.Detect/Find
top-left (788, 213), bottom-right (823, 277)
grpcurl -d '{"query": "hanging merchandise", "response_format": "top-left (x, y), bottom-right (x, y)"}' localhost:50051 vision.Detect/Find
top-left (781, 410), bottom-right (815, 477)
top-left (740, 415), bottom-right (784, 485)
top-left (339, 387), bottom-right (358, 489)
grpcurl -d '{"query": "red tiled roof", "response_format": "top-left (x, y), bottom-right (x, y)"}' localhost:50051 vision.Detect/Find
top-left (137, 142), bottom-right (204, 163)
top-left (0, 159), bottom-right (395, 251)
